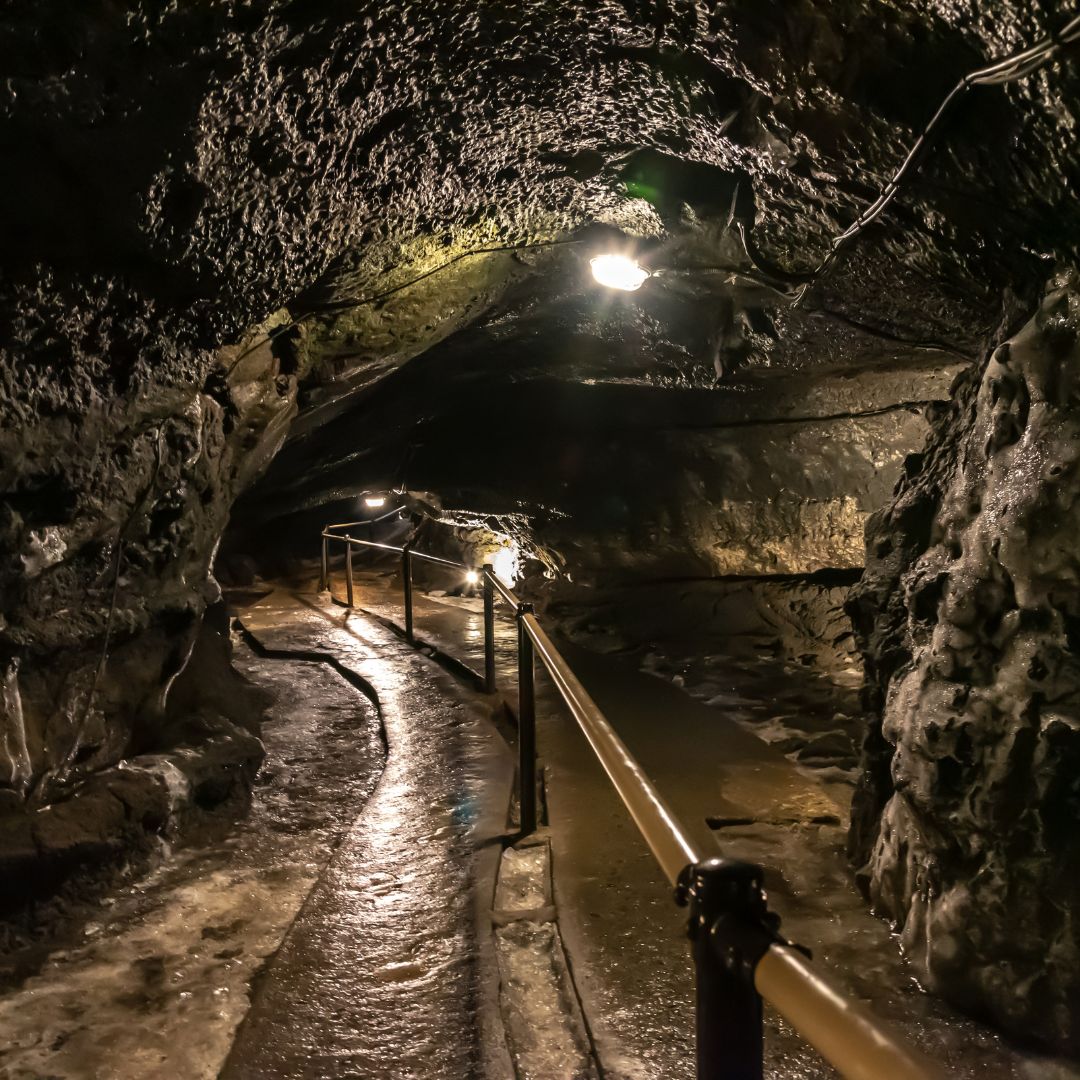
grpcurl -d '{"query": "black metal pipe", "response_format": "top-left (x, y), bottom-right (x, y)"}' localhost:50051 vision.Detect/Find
top-left (345, 538), bottom-right (354, 607)
top-left (402, 544), bottom-right (414, 643)
top-left (483, 566), bottom-right (496, 693)
top-left (517, 602), bottom-right (537, 835)
top-left (320, 536), bottom-right (329, 592)
top-left (409, 549), bottom-right (467, 570)
top-left (678, 859), bottom-right (768, 1080)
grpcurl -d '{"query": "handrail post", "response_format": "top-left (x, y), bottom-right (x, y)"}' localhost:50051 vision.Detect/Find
top-left (677, 858), bottom-right (771, 1080)
top-left (517, 603), bottom-right (538, 836)
top-left (315, 516), bottom-right (937, 1080)
top-left (402, 542), bottom-right (414, 644)
top-left (482, 565), bottom-right (496, 693)
top-left (344, 536), bottom-right (354, 607)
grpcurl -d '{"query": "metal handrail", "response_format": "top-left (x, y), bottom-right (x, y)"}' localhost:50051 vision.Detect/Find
top-left (322, 530), bottom-right (467, 570)
top-left (521, 609), bottom-right (697, 884)
top-left (486, 568), bottom-right (520, 611)
top-left (317, 526), bottom-right (939, 1080)
top-left (324, 534), bottom-right (405, 556)
top-left (753, 948), bottom-right (932, 1080)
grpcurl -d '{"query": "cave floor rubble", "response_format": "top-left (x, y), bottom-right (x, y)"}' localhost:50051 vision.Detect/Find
top-left (333, 566), bottom-right (1080, 1080)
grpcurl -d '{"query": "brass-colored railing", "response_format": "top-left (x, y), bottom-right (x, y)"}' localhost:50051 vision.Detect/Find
top-left (319, 521), bottom-right (939, 1080)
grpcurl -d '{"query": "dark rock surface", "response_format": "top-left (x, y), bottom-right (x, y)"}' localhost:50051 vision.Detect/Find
top-left (850, 275), bottom-right (1080, 1050)
top-left (240, 327), bottom-right (962, 583)
top-left (3, 0), bottom-right (1080, 1048)
top-left (0, 608), bottom-right (267, 912)
top-left (0, 338), bottom-right (290, 810)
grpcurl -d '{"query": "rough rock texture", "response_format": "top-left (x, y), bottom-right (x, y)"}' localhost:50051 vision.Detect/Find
top-left (239, 288), bottom-right (968, 584)
top-left (849, 275), bottom-right (1080, 1050)
top-left (0, 339), bottom-right (291, 811)
top-left (4, 1), bottom-right (1080, 1029)
top-left (0, 605), bottom-right (267, 911)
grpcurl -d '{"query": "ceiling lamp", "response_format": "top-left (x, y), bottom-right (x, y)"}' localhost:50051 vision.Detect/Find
top-left (589, 254), bottom-right (651, 291)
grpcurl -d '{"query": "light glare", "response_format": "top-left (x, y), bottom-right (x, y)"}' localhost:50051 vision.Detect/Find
top-left (590, 254), bottom-right (650, 291)
top-left (465, 570), bottom-right (480, 586)
top-left (363, 495), bottom-right (387, 509)
top-left (491, 545), bottom-right (519, 586)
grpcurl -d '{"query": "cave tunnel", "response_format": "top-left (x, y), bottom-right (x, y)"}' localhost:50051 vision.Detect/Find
top-left (3, 3), bottom-right (1080, 1077)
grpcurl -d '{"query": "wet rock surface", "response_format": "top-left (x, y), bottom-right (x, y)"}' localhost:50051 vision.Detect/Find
top-left (546, 573), bottom-right (868, 782)
top-left (5, 0), bottom-right (1080, 1056)
top-left (0, 607), bottom-right (269, 924)
top-left (5, 1), bottom-right (1077, 815)
top-left (851, 276), bottom-right (1080, 1050)
top-left (0, 628), bottom-right (384, 1079)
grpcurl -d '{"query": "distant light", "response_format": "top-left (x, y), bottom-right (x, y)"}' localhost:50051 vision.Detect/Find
top-left (363, 495), bottom-right (387, 509)
top-left (590, 254), bottom-right (650, 291)
top-left (491, 545), bottom-right (519, 586)
top-left (465, 570), bottom-right (480, 586)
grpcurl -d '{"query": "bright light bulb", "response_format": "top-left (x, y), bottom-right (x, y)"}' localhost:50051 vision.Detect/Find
top-left (465, 570), bottom-right (480, 586)
top-left (363, 495), bottom-right (386, 509)
top-left (590, 254), bottom-right (650, 291)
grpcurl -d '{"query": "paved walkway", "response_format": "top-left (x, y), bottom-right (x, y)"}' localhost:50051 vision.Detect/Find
top-left (224, 590), bottom-right (514, 1080)
top-left (335, 567), bottom-right (1074, 1080)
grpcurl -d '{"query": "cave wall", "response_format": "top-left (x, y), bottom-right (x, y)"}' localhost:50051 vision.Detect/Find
top-left (239, 275), bottom-right (970, 686)
top-left (0, 337), bottom-right (291, 871)
top-left (243, 263), bottom-right (974, 576)
top-left (850, 275), bottom-right (1080, 1050)
top-left (4, 0), bottom-right (1080, 990)
top-left (0, 0), bottom-right (680, 836)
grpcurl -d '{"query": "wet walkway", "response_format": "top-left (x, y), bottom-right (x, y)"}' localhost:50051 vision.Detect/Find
top-left (339, 566), bottom-right (1080, 1080)
top-left (0, 591), bottom-right (514, 1080)
top-left (224, 590), bottom-right (514, 1079)
top-left (4, 569), bottom-right (1079, 1078)
top-left (0, 633), bottom-right (386, 1080)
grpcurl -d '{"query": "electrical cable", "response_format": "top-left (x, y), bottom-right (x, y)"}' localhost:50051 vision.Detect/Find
top-left (223, 18), bottom-right (1080, 364)
top-left (732, 15), bottom-right (1080, 301)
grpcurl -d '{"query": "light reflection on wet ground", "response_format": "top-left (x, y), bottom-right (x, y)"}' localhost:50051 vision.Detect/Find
top-left (223, 590), bottom-right (514, 1079)
top-left (341, 567), bottom-right (1080, 1079)
top-left (0, 637), bottom-right (384, 1080)
top-left (11, 564), bottom-right (1073, 1079)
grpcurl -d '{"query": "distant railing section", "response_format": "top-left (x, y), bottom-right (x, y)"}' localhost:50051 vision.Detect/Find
top-left (318, 520), bottom-right (938, 1080)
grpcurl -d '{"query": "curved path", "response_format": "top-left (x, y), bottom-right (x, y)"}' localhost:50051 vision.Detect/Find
top-left (0, 591), bottom-right (513, 1080)
top-left (223, 590), bottom-right (514, 1079)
